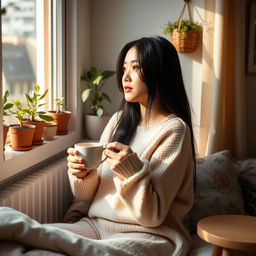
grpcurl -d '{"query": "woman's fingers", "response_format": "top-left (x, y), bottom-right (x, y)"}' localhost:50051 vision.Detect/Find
top-left (67, 155), bottom-right (84, 164)
top-left (67, 161), bottom-right (87, 170)
top-left (105, 142), bottom-right (129, 152)
top-left (104, 142), bottom-right (133, 162)
top-left (67, 147), bottom-right (84, 164)
top-left (67, 147), bottom-right (77, 156)
top-left (67, 147), bottom-right (88, 178)
top-left (69, 168), bottom-right (89, 178)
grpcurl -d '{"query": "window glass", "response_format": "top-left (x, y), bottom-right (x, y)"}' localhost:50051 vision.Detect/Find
top-left (2, 0), bottom-right (37, 125)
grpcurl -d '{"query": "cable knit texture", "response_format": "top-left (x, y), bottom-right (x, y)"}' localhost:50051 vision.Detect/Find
top-left (67, 112), bottom-right (194, 256)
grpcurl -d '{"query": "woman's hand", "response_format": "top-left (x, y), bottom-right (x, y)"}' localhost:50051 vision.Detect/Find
top-left (67, 147), bottom-right (91, 178)
top-left (104, 142), bottom-right (133, 170)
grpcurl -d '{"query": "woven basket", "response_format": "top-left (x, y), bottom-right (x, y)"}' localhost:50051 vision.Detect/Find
top-left (171, 29), bottom-right (200, 53)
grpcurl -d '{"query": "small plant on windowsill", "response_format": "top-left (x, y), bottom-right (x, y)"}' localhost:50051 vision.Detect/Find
top-left (23, 84), bottom-right (54, 145)
top-left (81, 66), bottom-right (115, 140)
top-left (8, 99), bottom-right (36, 151)
top-left (48, 97), bottom-right (71, 135)
top-left (2, 90), bottom-right (13, 147)
top-left (55, 97), bottom-right (64, 113)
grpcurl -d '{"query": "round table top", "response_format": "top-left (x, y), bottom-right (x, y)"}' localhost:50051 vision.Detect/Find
top-left (197, 215), bottom-right (256, 253)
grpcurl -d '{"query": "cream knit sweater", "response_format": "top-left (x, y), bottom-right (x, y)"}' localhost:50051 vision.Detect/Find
top-left (68, 112), bottom-right (194, 256)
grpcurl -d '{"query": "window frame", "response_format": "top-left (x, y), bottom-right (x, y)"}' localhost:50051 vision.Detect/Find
top-left (0, 0), bottom-right (82, 183)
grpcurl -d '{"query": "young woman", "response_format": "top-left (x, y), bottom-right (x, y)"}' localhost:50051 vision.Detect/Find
top-left (64, 36), bottom-right (196, 256)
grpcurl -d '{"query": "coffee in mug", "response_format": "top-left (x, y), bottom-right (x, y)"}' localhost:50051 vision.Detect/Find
top-left (74, 142), bottom-right (106, 169)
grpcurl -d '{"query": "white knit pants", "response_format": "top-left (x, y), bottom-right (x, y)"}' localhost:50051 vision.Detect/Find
top-left (48, 217), bottom-right (174, 256)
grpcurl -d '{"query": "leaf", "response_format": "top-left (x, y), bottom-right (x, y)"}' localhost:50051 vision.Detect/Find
top-left (102, 70), bottom-right (115, 80)
top-left (93, 75), bottom-right (103, 85)
top-left (101, 93), bottom-right (111, 103)
top-left (12, 99), bottom-right (21, 106)
top-left (25, 93), bottom-right (33, 103)
top-left (96, 107), bottom-right (103, 117)
top-left (3, 90), bottom-right (9, 103)
top-left (81, 74), bottom-right (90, 82)
top-left (39, 114), bottom-right (54, 121)
top-left (35, 84), bottom-right (40, 92)
top-left (90, 67), bottom-right (98, 77)
top-left (23, 109), bottom-right (31, 115)
top-left (81, 88), bottom-right (91, 102)
top-left (37, 111), bottom-right (46, 115)
top-left (39, 88), bottom-right (48, 100)
top-left (3, 103), bottom-right (13, 110)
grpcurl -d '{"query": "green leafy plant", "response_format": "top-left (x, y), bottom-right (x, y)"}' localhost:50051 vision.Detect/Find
top-left (54, 97), bottom-right (64, 113)
top-left (24, 84), bottom-right (54, 122)
top-left (3, 90), bottom-right (14, 121)
top-left (9, 99), bottom-right (30, 127)
top-left (162, 19), bottom-right (202, 37)
top-left (81, 67), bottom-right (115, 117)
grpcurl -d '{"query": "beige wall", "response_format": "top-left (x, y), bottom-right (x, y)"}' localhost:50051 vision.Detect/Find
top-left (90, 0), bottom-right (204, 144)
top-left (78, 0), bottom-right (256, 157)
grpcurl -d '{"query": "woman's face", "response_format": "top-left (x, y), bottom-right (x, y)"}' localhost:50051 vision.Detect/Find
top-left (122, 47), bottom-right (148, 105)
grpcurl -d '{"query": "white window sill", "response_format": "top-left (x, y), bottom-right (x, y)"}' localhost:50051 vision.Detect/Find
top-left (0, 130), bottom-right (80, 183)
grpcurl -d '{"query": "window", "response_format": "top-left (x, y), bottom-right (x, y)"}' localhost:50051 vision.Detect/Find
top-left (0, 0), bottom-right (81, 182)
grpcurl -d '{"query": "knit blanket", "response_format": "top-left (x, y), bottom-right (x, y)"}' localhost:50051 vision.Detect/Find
top-left (0, 207), bottom-right (132, 256)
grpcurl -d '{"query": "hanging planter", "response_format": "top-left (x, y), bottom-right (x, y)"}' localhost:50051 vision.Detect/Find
top-left (162, 0), bottom-right (202, 53)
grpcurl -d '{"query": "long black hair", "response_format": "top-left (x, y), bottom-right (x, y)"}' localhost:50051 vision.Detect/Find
top-left (111, 36), bottom-right (196, 169)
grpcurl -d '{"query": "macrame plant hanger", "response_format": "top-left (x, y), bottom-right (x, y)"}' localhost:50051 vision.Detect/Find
top-left (170, 0), bottom-right (200, 53)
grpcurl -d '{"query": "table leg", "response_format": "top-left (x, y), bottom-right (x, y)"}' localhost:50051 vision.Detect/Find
top-left (211, 245), bottom-right (222, 256)
top-left (222, 248), bottom-right (233, 256)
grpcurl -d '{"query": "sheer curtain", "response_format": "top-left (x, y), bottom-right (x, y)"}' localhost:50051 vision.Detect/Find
top-left (199, 0), bottom-right (247, 158)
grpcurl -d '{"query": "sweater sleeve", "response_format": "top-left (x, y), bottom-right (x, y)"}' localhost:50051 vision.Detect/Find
top-left (68, 112), bottom-right (120, 203)
top-left (112, 119), bottom-right (193, 228)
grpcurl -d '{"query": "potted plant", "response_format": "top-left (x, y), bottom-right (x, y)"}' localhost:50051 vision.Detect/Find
top-left (81, 66), bottom-right (115, 140)
top-left (48, 97), bottom-right (71, 135)
top-left (162, 19), bottom-right (202, 53)
top-left (23, 84), bottom-right (54, 145)
top-left (2, 90), bottom-right (13, 147)
top-left (42, 121), bottom-right (57, 141)
top-left (162, 0), bottom-right (202, 53)
top-left (8, 99), bottom-right (36, 151)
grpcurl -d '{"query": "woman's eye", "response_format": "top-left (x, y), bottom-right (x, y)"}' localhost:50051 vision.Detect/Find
top-left (122, 66), bottom-right (126, 72)
top-left (133, 65), bottom-right (140, 70)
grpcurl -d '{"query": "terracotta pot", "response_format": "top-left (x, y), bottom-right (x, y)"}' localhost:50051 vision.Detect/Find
top-left (43, 122), bottom-right (57, 140)
top-left (9, 124), bottom-right (36, 151)
top-left (23, 119), bottom-right (46, 145)
top-left (3, 125), bottom-right (9, 146)
top-left (85, 114), bottom-right (111, 140)
top-left (48, 111), bottom-right (71, 135)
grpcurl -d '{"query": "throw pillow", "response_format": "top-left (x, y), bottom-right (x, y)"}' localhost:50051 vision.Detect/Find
top-left (238, 158), bottom-right (256, 216)
top-left (187, 150), bottom-right (245, 234)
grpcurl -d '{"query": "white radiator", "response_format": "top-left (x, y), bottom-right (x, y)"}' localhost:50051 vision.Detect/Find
top-left (0, 157), bottom-right (72, 223)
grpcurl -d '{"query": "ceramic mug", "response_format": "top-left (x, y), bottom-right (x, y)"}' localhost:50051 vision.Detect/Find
top-left (74, 142), bottom-right (106, 169)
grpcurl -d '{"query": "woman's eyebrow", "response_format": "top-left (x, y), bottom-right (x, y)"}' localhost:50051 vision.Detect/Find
top-left (123, 60), bottom-right (139, 64)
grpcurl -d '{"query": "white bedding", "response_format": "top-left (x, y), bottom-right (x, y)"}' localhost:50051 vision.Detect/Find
top-left (0, 207), bottom-right (132, 256)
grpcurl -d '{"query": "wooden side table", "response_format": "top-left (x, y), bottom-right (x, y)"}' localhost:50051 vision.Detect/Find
top-left (197, 215), bottom-right (256, 256)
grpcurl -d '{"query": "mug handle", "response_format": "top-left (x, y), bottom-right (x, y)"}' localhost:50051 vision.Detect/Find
top-left (100, 148), bottom-right (108, 164)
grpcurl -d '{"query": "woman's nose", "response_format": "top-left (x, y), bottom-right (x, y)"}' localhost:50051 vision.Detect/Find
top-left (123, 69), bottom-right (131, 81)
